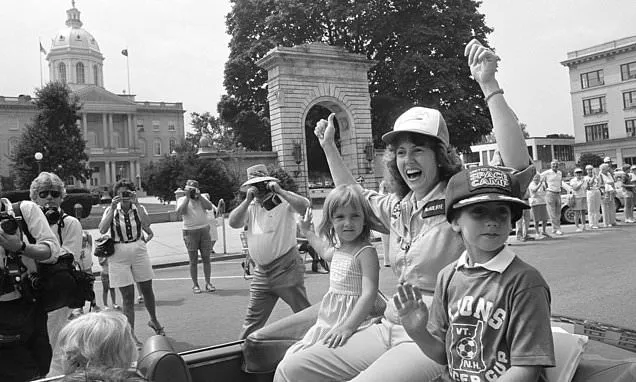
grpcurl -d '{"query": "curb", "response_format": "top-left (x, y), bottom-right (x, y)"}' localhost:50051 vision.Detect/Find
top-left (151, 253), bottom-right (245, 270)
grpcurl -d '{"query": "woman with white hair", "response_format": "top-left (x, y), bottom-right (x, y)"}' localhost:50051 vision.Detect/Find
top-left (584, 165), bottom-right (602, 229)
top-left (47, 310), bottom-right (138, 377)
top-left (598, 163), bottom-right (617, 227)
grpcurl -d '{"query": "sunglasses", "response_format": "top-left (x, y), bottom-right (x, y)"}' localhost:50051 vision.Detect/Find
top-left (38, 190), bottom-right (61, 198)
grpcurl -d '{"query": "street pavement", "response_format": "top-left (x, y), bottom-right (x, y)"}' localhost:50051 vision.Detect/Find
top-left (85, 201), bottom-right (636, 352)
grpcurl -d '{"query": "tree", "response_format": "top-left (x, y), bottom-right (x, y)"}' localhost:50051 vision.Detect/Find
top-left (11, 82), bottom-right (89, 189)
top-left (143, 143), bottom-right (238, 204)
top-left (221, 0), bottom-right (494, 152)
top-left (186, 112), bottom-right (237, 151)
top-left (578, 153), bottom-right (604, 169)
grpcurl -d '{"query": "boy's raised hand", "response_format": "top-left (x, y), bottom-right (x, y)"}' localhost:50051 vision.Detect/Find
top-left (394, 283), bottom-right (429, 334)
top-left (314, 113), bottom-right (336, 148)
top-left (298, 207), bottom-right (313, 234)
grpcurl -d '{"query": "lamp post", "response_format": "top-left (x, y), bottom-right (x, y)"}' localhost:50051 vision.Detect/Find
top-left (34, 152), bottom-right (43, 173)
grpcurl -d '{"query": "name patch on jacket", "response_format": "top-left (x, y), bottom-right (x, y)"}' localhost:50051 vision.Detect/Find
top-left (422, 199), bottom-right (445, 218)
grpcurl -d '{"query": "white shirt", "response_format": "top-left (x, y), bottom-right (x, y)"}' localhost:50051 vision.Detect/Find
top-left (177, 196), bottom-right (210, 230)
top-left (244, 200), bottom-right (297, 266)
top-left (540, 169), bottom-right (564, 192)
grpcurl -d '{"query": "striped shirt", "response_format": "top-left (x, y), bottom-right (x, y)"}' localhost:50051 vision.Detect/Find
top-left (105, 203), bottom-right (146, 243)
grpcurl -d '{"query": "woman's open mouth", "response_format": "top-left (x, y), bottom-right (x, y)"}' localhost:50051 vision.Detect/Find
top-left (405, 168), bottom-right (422, 181)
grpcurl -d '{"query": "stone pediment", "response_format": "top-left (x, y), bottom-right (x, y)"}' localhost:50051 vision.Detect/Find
top-left (75, 86), bottom-right (136, 107)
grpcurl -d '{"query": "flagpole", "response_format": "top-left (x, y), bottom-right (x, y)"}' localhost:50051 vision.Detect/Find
top-left (126, 50), bottom-right (131, 95)
top-left (39, 38), bottom-right (43, 87)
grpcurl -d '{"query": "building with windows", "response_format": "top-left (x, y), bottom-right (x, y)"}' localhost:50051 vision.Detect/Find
top-left (465, 137), bottom-right (575, 170)
top-left (0, 3), bottom-right (184, 187)
top-left (561, 36), bottom-right (636, 166)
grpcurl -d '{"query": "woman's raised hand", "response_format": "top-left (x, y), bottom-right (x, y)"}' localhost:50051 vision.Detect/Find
top-left (464, 39), bottom-right (499, 87)
top-left (314, 113), bottom-right (336, 148)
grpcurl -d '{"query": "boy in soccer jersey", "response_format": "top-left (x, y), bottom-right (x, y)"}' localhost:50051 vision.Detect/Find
top-left (394, 166), bottom-right (555, 381)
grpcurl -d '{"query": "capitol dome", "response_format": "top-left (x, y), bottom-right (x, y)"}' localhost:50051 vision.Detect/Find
top-left (47, 3), bottom-right (105, 88)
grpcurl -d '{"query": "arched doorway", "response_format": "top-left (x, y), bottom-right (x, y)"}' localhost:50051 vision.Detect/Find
top-left (256, 42), bottom-right (377, 196)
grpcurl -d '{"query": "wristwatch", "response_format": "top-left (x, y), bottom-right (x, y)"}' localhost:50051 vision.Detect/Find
top-left (15, 241), bottom-right (26, 255)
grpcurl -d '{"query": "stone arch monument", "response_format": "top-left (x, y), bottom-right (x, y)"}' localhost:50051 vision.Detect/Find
top-left (256, 42), bottom-right (377, 197)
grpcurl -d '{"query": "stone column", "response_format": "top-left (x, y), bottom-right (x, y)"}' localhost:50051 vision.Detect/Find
top-left (108, 114), bottom-right (115, 149)
top-left (128, 114), bottom-right (134, 149)
top-left (82, 113), bottom-right (88, 141)
top-left (105, 161), bottom-right (111, 185)
top-left (102, 114), bottom-right (108, 148)
top-left (111, 162), bottom-right (118, 181)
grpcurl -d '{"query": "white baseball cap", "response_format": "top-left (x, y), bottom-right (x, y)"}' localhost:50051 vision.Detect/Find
top-left (381, 107), bottom-right (449, 147)
top-left (603, 156), bottom-right (612, 163)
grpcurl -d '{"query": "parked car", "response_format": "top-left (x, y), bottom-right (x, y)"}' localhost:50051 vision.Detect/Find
top-left (560, 188), bottom-right (623, 224)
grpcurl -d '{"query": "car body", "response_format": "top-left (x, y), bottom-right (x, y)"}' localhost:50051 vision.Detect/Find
top-left (560, 189), bottom-right (624, 224)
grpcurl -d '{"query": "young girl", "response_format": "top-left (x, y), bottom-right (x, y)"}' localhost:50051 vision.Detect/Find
top-left (276, 185), bottom-right (385, 375)
top-left (528, 174), bottom-right (550, 239)
top-left (569, 168), bottom-right (588, 232)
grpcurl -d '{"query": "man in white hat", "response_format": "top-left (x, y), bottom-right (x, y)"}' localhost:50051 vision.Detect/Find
top-left (540, 159), bottom-right (569, 235)
top-left (229, 164), bottom-right (311, 339)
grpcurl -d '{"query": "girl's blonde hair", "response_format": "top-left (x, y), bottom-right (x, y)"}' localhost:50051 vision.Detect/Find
top-left (318, 185), bottom-right (384, 245)
top-left (57, 311), bottom-right (137, 374)
top-left (383, 133), bottom-right (463, 199)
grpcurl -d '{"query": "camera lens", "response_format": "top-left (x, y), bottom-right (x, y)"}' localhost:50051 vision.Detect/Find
top-left (0, 218), bottom-right (18, 235)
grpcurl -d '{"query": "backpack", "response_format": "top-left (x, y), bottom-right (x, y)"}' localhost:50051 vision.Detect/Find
top-left (13, 202), bottom-right (95, 312)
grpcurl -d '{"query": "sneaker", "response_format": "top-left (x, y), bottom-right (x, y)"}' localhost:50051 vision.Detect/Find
top-left (553, 230), bottom-right (563, 235)
top-left (137, 296), bottom-right (144, 304)
top-left (535, 234), bottom-right (544, 241)
top-left (575, 228), bottom-right (583, 233)
top-left (112, 304), bottom-right (121, 310)
top-left (542, 232), bottom-right (552, 238)
top-left (626, 219), bottom-right (634, 223)
top-left (591, 226), bottom-right (599, 229)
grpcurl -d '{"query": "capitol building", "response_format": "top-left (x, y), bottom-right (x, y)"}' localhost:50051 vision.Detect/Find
top-left (0, 3), bottom-right (185, 188)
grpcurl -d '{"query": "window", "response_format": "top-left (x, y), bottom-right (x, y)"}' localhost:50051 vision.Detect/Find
top-left (585, 123), bottom-right (609, 142)
top-left (112, 132), bottom-right (120, 148)
top-left (626, 119), bottom-right (636, 137)
top-left (93, 64), bottom-right (99, 86)
top-left (87, 131), bottom-right (97, 147)
top-left (583, 96), bottom-right (606, 116)
top-left (623, 91), bottom-right (636, 109)
top-left (76, 62), bottom-right (85, 84)
top-left (58, 62), bottom-right (66, 83)
top-left (8, 138), bottom-right (18, 157)
top-left (153, 139), bottom-right (162, 156)
top-left (169, 138), bottom-right (176, 154)
top-left (168, 121), bottom-right (176, 131)
top-left (139, 138), bottom-right (147, 156)
top-left (580, 70), bottom-right (604, 89)
top-left (621, 61), bottom-right (636, 81)
top-left (527, 146), bottom-right (533, 159)
top-left (152, 120), bottom-right (160, 131)
top-left (554, 145), bottom-right (574, 161)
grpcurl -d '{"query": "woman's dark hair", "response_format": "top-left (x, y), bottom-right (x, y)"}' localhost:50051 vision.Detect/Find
top-left (111, 179), bottom-right (136, 196)
top-left (383, 133), bottom-right (463, 199)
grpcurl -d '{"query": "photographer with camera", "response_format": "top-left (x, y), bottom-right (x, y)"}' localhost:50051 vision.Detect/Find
top-left (229, 164), bottom-right (311, 339)
top-left (175, 180), bottom-right (216, 294)
top-left (98, 179), bottom-right (163, 347)
top-left (0, 184), bottom-right (60, 381)
top-left (28, 172), bottom-right (88, 376)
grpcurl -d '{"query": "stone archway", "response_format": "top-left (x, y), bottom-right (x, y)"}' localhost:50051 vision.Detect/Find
top-left (256, 42), bottom-right (376, 196)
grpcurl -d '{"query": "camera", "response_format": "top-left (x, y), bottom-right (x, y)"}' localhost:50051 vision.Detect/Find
top-left (188, 188), bottom-right (198, 199)
top-left (0, 253), bottom-right (26, 294)
top-left (121, 190), bottom-right (134, 198)
top-left (0, 211), bottom-right (18, 235)
top-left (262, 193), bottom-right (282, 211)
top-left (42, 206), bottom-right (61, 225)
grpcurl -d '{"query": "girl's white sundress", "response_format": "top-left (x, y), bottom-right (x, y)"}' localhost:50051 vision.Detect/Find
top-left (286, 244), bottom-right (385, 354)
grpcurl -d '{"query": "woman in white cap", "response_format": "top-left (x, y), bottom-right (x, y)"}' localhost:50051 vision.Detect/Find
top-left (569, 168), bottom-right (588, 231)
top-left (584, 164), bottom-right (602, 229)
top-left (620, 164), bottom-right (634, 223)
top-left (274, 39), bottom-right (534, 382)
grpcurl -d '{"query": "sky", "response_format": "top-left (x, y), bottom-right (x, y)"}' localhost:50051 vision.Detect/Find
top-left (1, 0), bottom-right (634, 138)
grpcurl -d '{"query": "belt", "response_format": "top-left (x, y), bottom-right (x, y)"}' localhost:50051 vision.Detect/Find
top-left (114, 239), bottom-right (139, 244)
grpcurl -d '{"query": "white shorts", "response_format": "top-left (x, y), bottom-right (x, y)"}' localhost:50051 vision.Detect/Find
top-left (108, 240), bottom-right (154, 288)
